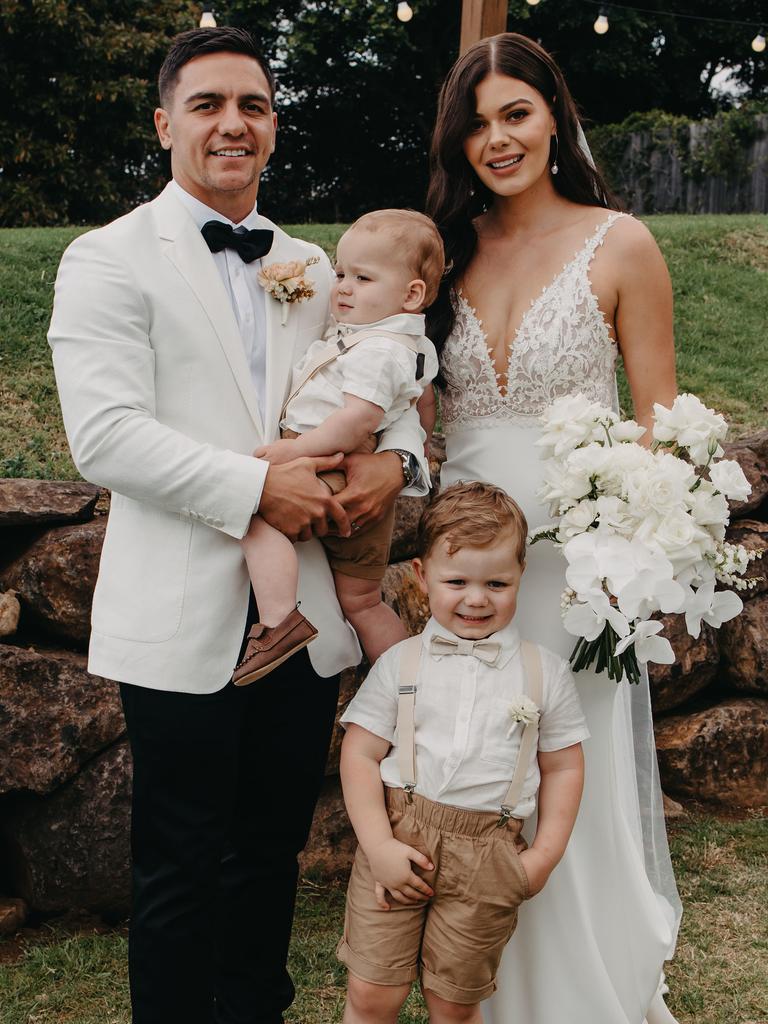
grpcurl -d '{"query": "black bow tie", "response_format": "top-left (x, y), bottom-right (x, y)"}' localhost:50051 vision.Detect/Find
top-left (201, 220), bottom-right (273, 263)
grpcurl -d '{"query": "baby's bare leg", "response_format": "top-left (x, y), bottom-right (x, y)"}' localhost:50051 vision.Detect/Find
top-left (334, 572), bottom-right (407, 664)
top-left (241, 515), bottom-right (298, 627)
top-left (343, 974), bottom-right (411, 1024)
top-left (423, 990), bottom-right (482, 1024)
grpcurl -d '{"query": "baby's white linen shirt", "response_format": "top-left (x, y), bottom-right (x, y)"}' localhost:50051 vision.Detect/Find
top-left (340, 617), bottom-right (590, 818)
top-left (281, 312), bottom-right (438, 435)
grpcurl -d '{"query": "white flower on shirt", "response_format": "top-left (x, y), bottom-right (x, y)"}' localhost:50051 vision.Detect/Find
top-left (506, 697), bottom-right (541, 736)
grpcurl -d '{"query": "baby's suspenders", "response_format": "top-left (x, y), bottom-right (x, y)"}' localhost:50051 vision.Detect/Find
top-left (396, 636), bottom-right (544, 827)
top-left (280, 328), bottom-right (423, 423)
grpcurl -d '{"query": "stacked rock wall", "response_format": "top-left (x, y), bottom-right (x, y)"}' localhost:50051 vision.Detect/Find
top-left (0, 434), bottom-right (766, 922)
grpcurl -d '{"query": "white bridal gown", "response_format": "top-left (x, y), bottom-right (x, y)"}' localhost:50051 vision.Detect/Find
top-left (440, 213), bottom-right (682, 1024)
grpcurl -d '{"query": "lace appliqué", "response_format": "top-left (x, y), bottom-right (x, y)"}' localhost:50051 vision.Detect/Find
top-left (441, 214), bottom-right (622, 433)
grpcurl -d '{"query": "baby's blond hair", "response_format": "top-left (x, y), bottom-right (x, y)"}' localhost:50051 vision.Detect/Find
top-left (347, 209), bottom-right (445, 307)
top-left (417, 481), bottom-right (528, 566)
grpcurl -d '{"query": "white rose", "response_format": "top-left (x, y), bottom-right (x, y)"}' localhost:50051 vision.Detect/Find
top-left (595, 496), bottom-right (639, 537)
top-left (625, 454), bottom-right (694, 516)
top-left (653, 510), bottom-right (712, 573)
top-left (709, 459), bottom-right (751, 502)
top-left (537, 395), bottom-right (609, 458)
top-left (652, 394), bottom-right (728, 465)
top-left (559, 500), bottom-right (599, 540)
top-left (608, 420), bottom-right (647, 444)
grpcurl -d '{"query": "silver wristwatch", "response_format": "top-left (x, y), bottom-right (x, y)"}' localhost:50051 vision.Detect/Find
top-left (391, 448), bottom-right (419, 488)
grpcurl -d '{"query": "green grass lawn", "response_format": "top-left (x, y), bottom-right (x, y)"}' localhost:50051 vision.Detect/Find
top-left (1, 215), bottom-right (766, 479)
top-left (0, 813), bottom-right (765, 1024)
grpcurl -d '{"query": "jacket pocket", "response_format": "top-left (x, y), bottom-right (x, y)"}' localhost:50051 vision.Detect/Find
top-left (91, 495), bottom-right (192, 643)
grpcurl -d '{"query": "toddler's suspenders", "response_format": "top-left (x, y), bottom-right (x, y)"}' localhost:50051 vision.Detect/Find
top-left (280, 328), bottom-right (422, 423)
top-left (396, 637), bottom-right (543, 826)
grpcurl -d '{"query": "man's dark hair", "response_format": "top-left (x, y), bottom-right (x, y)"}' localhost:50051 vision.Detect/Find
top-left (158, 27), bottom-right (275, 108)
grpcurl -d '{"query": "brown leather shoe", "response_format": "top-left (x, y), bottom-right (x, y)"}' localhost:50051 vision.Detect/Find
top-left (232, 607), bottom-right (318, 686)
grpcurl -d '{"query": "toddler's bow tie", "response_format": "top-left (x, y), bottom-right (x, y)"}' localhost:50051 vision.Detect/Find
top-left (201, 220), bottom-right (274, 263)
top-left (429, 634), bottom-right (501, 665)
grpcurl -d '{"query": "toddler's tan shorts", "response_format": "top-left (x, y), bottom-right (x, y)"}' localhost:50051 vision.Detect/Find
top-left (337, 787), bottom-right (531, 1005)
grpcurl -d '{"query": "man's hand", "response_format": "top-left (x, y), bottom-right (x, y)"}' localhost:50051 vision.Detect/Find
top-left (367, 837), bottom-right (434, 909)
top-left (253, 438), bottom-right (302, 466)
top-left (334, 451), bottom-right (403, 535)
top-left (258, 454), bottom-right (350, 542)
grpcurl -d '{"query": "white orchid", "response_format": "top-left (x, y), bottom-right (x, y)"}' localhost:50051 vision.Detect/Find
top-left (684, 581), bottom-right (743, 639)
top-left (614, 620), bottom-right (675, 665)
top-left (563, 589), bottom-right (630, 643)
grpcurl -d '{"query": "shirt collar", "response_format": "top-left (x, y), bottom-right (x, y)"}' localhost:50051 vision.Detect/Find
top-left (334, 312), bottom-right (426, 339)
top-left (421, 616), bottom-right (522, 669)
top-left (171, 179), bottom-right (261, 232)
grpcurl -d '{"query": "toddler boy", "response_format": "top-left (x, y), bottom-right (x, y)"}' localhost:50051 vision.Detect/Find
top-left (337, 481), bottom-right (589, 1023)
top-left (233, 210), bottom-right (441, 684)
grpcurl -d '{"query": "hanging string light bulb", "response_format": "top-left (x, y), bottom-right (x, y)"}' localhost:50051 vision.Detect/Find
top-left (396, 1), bottom-right (413, 22)
top-left (594, 8), bottom-right (609, 34)
top-left (526, 0), bottom-right (542, 6)
top-left (752, 30), bottom-right (766, 53)
top-left (199, 9), bottom-right (216, 27)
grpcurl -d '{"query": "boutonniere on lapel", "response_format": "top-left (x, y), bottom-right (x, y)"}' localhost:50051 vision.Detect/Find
top-left (258, 256), bottom-right (321, 326)
top-left (506, 697), bottom-right (541, 737)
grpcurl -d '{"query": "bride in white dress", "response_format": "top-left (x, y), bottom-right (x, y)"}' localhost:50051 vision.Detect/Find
top-left (426, 33), bottom-right (682, 1024)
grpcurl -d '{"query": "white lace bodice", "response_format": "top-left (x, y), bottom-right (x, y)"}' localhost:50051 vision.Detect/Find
top-left (440, 213), bottom-right (623, 433)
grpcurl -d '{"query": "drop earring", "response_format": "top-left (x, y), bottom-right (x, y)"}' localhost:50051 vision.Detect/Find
top-left (551, 133), bottom-right (559, 175)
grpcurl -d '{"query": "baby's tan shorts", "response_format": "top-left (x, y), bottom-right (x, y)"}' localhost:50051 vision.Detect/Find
top-left (337, 787), bottom-right (531, 1005)
top-left (281, 428), bottom-right (394, 581)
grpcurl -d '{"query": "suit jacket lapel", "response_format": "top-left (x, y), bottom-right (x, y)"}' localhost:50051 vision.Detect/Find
top-left (152, 185), bottom-right (265, 438)
top-left (261, 229), bottom-right (305, 440)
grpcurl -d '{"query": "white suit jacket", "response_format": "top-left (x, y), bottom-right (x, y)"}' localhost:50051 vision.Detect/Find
top-left (48, 183), bottom-right (427, 693)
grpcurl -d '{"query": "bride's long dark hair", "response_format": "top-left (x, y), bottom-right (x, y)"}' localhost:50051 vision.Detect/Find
top-left (426, 33), bottom-right (621, 359)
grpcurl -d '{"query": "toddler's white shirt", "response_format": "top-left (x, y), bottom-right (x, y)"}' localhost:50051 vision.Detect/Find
top-left (340, 617), bottom-right (590, 818)
top-left (281, 312), bottom-right (438, 435)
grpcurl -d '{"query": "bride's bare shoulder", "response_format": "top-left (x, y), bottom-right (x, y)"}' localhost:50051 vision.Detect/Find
top-left (605, 212), bottom-right (662, 258)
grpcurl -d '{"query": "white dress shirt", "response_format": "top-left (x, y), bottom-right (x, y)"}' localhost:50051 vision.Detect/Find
top-left (340, 617), bottom-right (590, 818)
top-left (282, 313), bottom-right (439, 435)
top-left (171, 180), bottom-right (269, 413)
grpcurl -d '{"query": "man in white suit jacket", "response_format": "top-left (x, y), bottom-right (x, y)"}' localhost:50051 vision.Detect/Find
top-left (48, 27), bottom-right (427, 1024)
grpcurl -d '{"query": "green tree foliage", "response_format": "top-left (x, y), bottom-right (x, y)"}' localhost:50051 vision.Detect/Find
top-left (509, 0), bottom-right (767, 125)
top-left (0, 0), bottom-right (205, 226)
top-left (0, 0), bottom-right (765, 226)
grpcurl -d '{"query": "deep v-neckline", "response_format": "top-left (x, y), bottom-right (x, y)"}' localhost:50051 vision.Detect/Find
top-left (458, 214), bottom-right (620, 398)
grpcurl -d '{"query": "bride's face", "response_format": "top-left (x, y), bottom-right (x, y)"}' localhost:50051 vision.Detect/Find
top-left (462, 73), bottom-right (556, 199)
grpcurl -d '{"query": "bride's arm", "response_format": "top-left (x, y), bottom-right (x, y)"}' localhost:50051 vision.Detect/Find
top-left (612, 219), bottom-right (677, 441)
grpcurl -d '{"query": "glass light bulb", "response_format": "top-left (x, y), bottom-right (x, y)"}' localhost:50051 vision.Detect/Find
top-left (752, 32), bottom-right (766, 53)
top-left (526, 0), bottom-right (541, 6)
top-left (199, 10), bottom-right (216, 27)
top-left (594, 14), bottom-right (609, 35)
top-left (397, 2), bottom-right (413, 22)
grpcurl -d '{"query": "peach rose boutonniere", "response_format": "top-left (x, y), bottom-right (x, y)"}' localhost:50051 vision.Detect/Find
top-left (258, 255), bottom-right (321, 326)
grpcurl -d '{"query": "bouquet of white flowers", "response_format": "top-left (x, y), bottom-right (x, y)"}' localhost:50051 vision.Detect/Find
top-left (532, 393), bottom-right (762, 684)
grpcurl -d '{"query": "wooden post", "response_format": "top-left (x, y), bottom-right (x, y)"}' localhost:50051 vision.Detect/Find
top-left (460, 0), bottom-right (508, 54)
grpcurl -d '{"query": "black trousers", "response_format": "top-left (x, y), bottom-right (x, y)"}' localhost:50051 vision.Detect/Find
top-left (119, 629), bottom-right (340, 1024)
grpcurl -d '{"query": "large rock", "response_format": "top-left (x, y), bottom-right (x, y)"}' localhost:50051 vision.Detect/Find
top-left (0, 479), bottom-right (100, 527)
top-left (325, 664), bottom-right (366, 776)
top-left (724, 519), bottom-right (768, 598)
top-left (0, 645), bottom-right (124, 795)
top-left (723, 432), bottom-right (768, 518)
top-left (0, 519), bottom-right (105, 646)
top-left (649, 614), bottom-right (719, 713)
top-left (6, 741), bottom-right (132, 915)
top-left (655, 698), bottom-right (768, 807)
top-left (390, 496), bottom-right (428, 563)
top-left (720, 591), bottom-right (768, 695)
top-left (299, 774), bottom-right (355, 878)
top-left (382, 561), bottom-right (430, 637)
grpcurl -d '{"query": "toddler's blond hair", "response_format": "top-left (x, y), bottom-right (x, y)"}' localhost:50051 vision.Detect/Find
top-left (417, 481), bottom-right (528, 566)
top-left (347, 209), bottom-right (445, 307)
